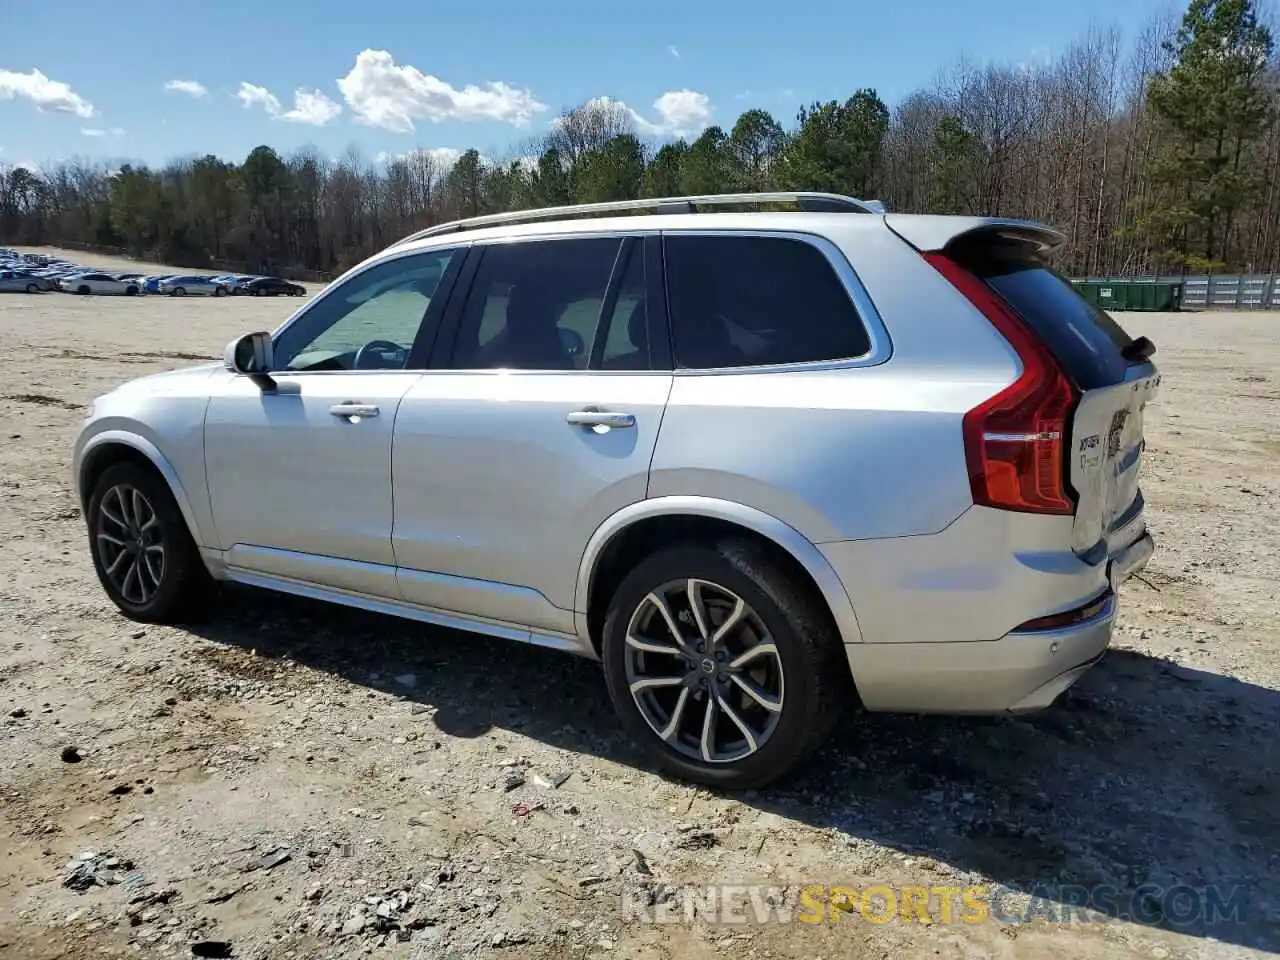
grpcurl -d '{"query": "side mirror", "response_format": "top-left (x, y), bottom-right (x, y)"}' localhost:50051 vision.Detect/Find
top-left (224, 331), bottom-right (277, 390)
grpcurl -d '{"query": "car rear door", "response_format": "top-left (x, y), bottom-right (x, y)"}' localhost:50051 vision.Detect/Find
top-left (391, 234), bottom-right (672, 638)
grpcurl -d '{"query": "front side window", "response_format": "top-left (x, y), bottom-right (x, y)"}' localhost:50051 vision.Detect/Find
top-left (273, 249), bottom-right (456, 372)
top-left (450, 237), bottom-right (625, 371)
top-left (664, 234), bottom-right (871, 369)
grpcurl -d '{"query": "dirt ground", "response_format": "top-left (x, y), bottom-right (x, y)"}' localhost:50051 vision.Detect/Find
top-left (0, 247), bottom-right (1276, 960)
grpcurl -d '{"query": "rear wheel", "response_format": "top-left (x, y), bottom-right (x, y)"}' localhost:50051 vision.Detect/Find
top-left (26, 282), bottom-right (39, 294)
top-left (77, 285), bottom-right (90, 295)
top-left (214, 285), bottom-right (227, 297)
top-left (87, 462), bottom-right (213, 622)
top-left (600, 539), bottom-right (847, 790)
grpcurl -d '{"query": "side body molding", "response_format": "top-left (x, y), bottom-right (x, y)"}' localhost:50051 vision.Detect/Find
top-left (573, 496), bottom-right (864, 649)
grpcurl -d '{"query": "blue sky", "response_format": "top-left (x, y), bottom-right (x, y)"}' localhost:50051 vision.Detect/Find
top-left (2, 0), bottom-right (1172, 171)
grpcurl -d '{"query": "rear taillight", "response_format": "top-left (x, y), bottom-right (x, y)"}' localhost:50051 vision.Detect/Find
top-left (923, 251), bottom-right (1077, 515)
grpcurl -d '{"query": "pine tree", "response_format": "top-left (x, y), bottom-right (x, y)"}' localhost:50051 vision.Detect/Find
top-left (1135, 0), bottom-right (1274, 269)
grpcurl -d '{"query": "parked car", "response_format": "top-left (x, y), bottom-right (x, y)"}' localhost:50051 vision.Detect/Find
top-left (141, 275), bottom-right (174, 294)
top-left (158, 275), bottom-right (226, 297)
top-left (242, 276), bottom-right (306, 297)
top-left (209, 273), bottom-right (257, 294)
top-left (72, 192), bottom-right (1159, 789)
top-left (0, 270), bottom-right (48, 293)
top-left (58, 272), bottom-right (141, 295)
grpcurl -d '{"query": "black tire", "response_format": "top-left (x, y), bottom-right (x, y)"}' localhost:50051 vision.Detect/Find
top-left (26, 283), bottom-right (39, 294)
top-left (253, 288), bottom-right (263, 297)
top-left (214, 286), bottom-right (226, 297)
top-left (86, 462), bottom-right (214, 623)
top-left (125, 286), bottom-right (138, 296)
top-left (171, 287), bottom-right (186, 297)
top-left (600, 539), bottom-right (847, 790)
top-left (77, 285), bottom-right (90, 295)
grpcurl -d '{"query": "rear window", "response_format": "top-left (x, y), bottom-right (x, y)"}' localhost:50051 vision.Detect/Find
top-left (960, 248), bottom-right (1136, 391)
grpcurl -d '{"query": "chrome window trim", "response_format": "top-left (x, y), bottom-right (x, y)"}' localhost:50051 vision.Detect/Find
top-left (660, 229), bottom-right (892, 375)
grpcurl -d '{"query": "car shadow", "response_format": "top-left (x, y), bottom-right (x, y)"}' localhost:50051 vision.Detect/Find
top-left (187, 585), bottom-right (1277, 952)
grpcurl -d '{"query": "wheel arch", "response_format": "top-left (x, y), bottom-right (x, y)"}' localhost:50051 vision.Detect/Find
top-left (76, 432), bottom-right (203, 545)
top-left (575, 496), bottom-right (863, 654)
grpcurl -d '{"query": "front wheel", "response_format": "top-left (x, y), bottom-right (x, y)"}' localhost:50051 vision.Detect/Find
top-left (26, 283), bottom-right (40, 294)
top-left (77, 285), bottom-right (90, 295)
top-left (125, 286), bottom-right (138, 296)
top-left (214, 286), bottom-right (226, 297)
top-left (86, 462), bottom-right (213, 622)
top-left (171, 287), bottom-right (186, 297)
top-left (600, 540), bottom-right (847, 790)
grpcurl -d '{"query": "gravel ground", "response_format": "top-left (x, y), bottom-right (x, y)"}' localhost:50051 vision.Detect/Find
top-left (0, 248), bottom-right (1276, 960)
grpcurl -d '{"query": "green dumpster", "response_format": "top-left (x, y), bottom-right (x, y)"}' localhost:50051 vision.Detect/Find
top-left (1071, 281), bottom-right (1181, 312)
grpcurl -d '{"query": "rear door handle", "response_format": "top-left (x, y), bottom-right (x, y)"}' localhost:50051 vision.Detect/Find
top-left (329, 403), bottom-right (380, 419)
top-left (566, 410), bottom-right (636, 430)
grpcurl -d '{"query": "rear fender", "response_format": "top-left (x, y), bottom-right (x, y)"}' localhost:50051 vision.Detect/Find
top-left (574, 496), bottom-right (864, 649)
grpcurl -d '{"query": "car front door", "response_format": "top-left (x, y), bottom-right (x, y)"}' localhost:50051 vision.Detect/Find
top-left (392, 235), bottom-right (672, 640)
top-left (204, 246), bottom-right (463, 599)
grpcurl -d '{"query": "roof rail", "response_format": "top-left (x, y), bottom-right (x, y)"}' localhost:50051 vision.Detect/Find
top-left (391, 191), bottom-right (883, 248)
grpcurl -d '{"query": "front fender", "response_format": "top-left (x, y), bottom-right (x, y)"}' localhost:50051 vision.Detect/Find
top-left (573, 495), bottom-right (864, 648)
top-left (74, 428), bottom-right (206, 546)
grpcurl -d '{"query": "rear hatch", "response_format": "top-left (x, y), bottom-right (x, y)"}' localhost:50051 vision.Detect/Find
top-left (888, 216), bottom-right (1161, 561)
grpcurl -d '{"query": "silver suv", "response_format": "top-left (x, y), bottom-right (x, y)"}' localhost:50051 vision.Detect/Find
top-left (72, 192), bottom-right (1158, 789)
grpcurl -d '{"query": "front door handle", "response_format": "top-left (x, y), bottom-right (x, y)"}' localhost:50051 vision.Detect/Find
top-left (329, 403), bottom-right (380, 420)
top-left (566, 409), bottom-right (636, 430)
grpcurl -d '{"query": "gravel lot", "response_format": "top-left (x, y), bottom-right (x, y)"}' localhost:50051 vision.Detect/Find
top-left (1, 248), bottom-right (1276, 960)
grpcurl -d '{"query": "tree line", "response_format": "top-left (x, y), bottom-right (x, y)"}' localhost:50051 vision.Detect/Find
top-left (2, 0), bottom-right (1277, 278)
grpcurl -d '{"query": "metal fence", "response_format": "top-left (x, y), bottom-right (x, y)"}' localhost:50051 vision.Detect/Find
top-left (1073, 274), bottom-right (1280, 309)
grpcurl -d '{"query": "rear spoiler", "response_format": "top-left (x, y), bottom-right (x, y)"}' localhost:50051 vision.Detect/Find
top-left (885, 215), bottom-right (1066, 256)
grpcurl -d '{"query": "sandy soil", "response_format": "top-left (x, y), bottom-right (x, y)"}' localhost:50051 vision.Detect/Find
top-left (0, 251), bottom-right (1276, 960)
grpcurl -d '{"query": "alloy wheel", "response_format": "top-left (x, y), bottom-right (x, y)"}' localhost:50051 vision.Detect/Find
top-left (623, 578), bottom-right (785, 764)
top-left (95, 484), bottom-right (166, 605)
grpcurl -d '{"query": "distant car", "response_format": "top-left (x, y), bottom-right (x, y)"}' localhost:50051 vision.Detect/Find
top-left (11, 270), bottom-right (56, 291)
top-left (211, 273), bottom-right (257, 294)
top-left (158, 275), bottom-right (227, 297)
top-left (58, 272), bottom-right (141, 296)
top-left (0, 270), bottom-right (48, 293)
top-left (141, 275), bottom-right (174, 295)
top-left (243, 276), bottom-right (306, 297)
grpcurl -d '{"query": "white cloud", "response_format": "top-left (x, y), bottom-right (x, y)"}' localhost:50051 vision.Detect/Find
top-left (236, 82), bottom-right (282, 114)
top-left (0, 67), bottom-right (94, 118)
top-left (376, 146), bottom-right (465, 169)
top-left (337, 49), bottom-right (547, 132)
top-left (236, 83), bottom-right (341, 126)
top-left (80, 127), bottom-right (125, 138)
top-left (164, 79), bottom-right (208, 98)
top-left (580, 91), bottom-right (713, 139)
top-left (649, 90), bottom-right (712, 135)
top-left (667, 45), bottom-right (681, 60)
top-left (281, 88), bottom-right (342, 125)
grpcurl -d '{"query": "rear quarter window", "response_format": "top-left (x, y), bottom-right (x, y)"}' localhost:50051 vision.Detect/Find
top-left (663, 234), bottom-right (871, 369)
